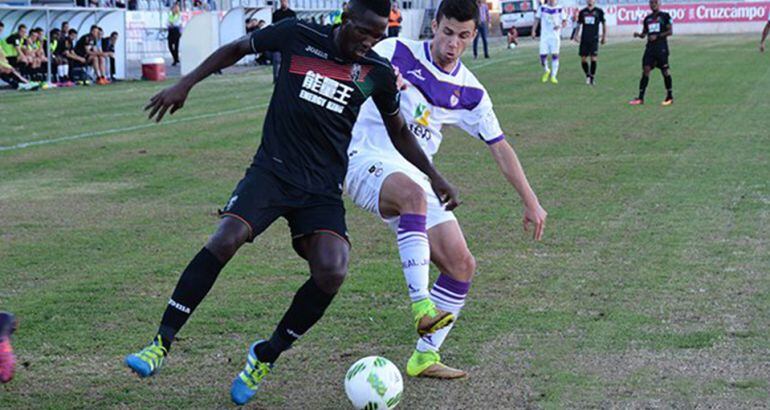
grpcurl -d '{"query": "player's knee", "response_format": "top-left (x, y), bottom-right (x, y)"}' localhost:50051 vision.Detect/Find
top-left (456, 252), bottom-right (477, 281)
top-left (311, 251), bottom-right (349, 293)
top-left (398, 184), bottom-right (427, 214)
top-left (205, 219), bottom-right (248, 261)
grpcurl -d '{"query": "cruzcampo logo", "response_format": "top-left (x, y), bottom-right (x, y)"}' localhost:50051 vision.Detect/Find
top-left (413, 103), bottom-right (430, 127)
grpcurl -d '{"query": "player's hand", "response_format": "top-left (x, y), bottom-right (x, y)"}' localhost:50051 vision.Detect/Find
top-left (522, 202), bottom-right (547, 241)
top-left (145, 81), bottom-right (190, 122)
top-left (393, 66), bottom-right (407, 91)
top-left (430, 175), bottom-right (461, 211)
top-left (648, 34), bottom-right (658, 42)
top-left (633, 32), bottom-right (641, 38)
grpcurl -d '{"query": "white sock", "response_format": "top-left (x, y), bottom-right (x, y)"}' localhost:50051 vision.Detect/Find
top-left (552, 56), bottom-right (560, 77)
top-left (63, 65), bottom-right (69, 78)
top-left (416, 274), bottom-right (471, 352)
top-left (397, 214), bottom-right (430, 302)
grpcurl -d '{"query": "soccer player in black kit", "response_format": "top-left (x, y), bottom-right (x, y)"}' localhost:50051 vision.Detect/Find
top-left (123, 0), bottom-right (460, 405)
top-left (572, 0), bottom-right (606, 85)
top-left (629, 0), bottom-right (674, 106)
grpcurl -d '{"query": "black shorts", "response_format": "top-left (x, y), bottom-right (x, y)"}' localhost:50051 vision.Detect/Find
top-left (643, 47), bottom-right (669, 69)
top-left (220, 166), bottom-right (349, 250)
top-left (579, 40), bottom-right (599, 57)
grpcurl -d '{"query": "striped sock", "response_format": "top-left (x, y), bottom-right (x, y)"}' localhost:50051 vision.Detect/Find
top-left (416, 273), bottom-right (471, 352)
top-left (397, 214), bottom-right (430, 302)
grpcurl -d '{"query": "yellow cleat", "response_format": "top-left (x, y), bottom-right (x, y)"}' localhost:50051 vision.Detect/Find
top-left (541, 69), bottom-right (551, 83)
top-left (406, 350), bottom-right (467, 379)
top-left (412, 299), bottom-right (454, 336)
top-left (550, 76), bottom-right (558, 84)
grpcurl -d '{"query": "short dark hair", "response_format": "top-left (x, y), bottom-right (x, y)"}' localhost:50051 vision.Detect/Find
top-left (111, 31), bottom-right (118, 37)
top-left (62, 21), bottom-right (69, 26)
top-left (90, 24), bottom-right (99, 32)
top-left (0, 21), bottom-right (4, 28)
top-left (69, 28), bottom-right (78, 35)
top-left (18, 24), bottom-right (27, 30)
top-left (348, 0), bottom-right (390, 18)
top-left (436, 0), bottom-right (480, 27)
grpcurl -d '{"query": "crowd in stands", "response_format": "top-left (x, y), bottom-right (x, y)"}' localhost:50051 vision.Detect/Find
top-left (1, 21), bottom-right (119, 90)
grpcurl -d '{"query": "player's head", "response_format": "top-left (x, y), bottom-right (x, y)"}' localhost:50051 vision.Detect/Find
top-left (50, 28), bottom-right (61, 40)
top-left (431, 0), bottom-right (479, 65)
top-left (587, 0), bottom-right (595, 7)
top-left (548, 0), bottom-right (558, 5)
top-left (280, 0), bottom-right (289, 9)
top-left (18, 24), bottom-right (27, 36)
top-left (61, 21), bottom-right (69, 30)
top-left (68, 28), bottom-right (78, 40)
top-left (90, 24), bottom-right (99, 37)
top-left (0, 22), bottom-right (4, 36)
top-left (649, 0), bottom-right (660, 12)
top-left (339, 0), bottom-right (389, 60)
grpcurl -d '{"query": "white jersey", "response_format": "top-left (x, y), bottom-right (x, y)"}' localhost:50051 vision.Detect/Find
top-left (349, 38), bottom-right (504, 162)
top-left (536, 4), bottom-right (567, 39)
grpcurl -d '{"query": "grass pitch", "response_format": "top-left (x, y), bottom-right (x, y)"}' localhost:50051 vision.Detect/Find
top-left (1, 34), bottom-right (768, 408)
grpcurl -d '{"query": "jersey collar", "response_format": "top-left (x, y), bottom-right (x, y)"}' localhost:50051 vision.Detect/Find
top-left (423, 41), bottom-right (462, 77)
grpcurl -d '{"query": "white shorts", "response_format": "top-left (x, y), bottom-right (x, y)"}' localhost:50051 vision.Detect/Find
top-left (539, 36), bottom-right (561, 55)
top-left (345, 151), bottom-right (456, 232)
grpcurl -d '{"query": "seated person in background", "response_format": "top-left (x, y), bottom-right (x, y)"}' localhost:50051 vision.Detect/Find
top-left (23, 28), bottom-right (48, 81)
top-left (4, 24), bottom-right (30, 74)
top-left (101, 31), bottom-right (118, 81)
top-left (75, 25), bottom-right (109, 84)
top-left (0, 22), bottom-right (36, 90)
top-left (62, 29), bottom-right (87, 82)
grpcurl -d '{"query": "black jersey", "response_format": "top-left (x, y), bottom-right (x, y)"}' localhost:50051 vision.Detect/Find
top-left (642, 11), bottom-right (672, 50)
top-left (249, 19), bottom-right (400, 197)
top-left (577, 7), bottom-right (605, 43)
top-left (74, 34), bottom-right (96, 57)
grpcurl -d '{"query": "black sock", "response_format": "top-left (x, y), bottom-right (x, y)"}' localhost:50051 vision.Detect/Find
top-left (256, 278), bottom-right (336, 363)
top-left (638, 75), bottom-right (649, 100)
top-left (157, 247), bottom-right (224, 350)
top-left (581, 61), bottom-right (589, 76)
top-left (590, 61), bottom-right (597, 77)
top-left (663, 74), bottom-right (673, 99)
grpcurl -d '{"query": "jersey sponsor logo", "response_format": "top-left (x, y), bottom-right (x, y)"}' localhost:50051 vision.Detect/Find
top-left (168, 298), bottom-right (191, 314)
top-left (408, 123), bottom-right (433, 141)
top-left (585, 16), bottom-right (596, 24)
top-left (413, 103), bottom-right (430, 127)
top-left (648, 22), bottom-right (661, 32)
top-left (304, 45), bottom-right (328, 59)
top-left (300, 70), bottom-right (354, 114)
top-left (368, 162), bottom-right (384, 177)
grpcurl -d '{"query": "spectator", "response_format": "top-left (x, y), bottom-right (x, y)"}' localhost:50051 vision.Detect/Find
top-left (388, 1), bottom-right (402, 38)
top-left (75, 25), bottom-right (109, 84)
top-left (102, 31), bottom-right (118, 81)
top-left (0, 22), bottom-right (37, 90)
top-left (47, 28), bottom-right (61, 81)
top-left (271, 0), bottom-right (295, 83)
top-left (246, 18), bottom-right (259, 34)
top-left (168, 3), bottom-right (182, 66)
top-left (473, 0), bottom-right (490, 59)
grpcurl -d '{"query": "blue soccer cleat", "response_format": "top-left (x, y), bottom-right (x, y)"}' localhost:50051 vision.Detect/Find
top-left (124, 335), bottom-right (168, 377)
top-left (230, 340), bottom-right (273, 405)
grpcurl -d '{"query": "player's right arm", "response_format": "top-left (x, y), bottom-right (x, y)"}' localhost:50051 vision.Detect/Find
top-left (634, 18), bottom-right (648, 39)
top-left (761, 21), bottom-right (770, 52)
top-left (572, 11), bottom-right (582, 41)
top-left (146, 19), bottom-right (295, 122)
top-left (532, 7), bottom-right (541, 38)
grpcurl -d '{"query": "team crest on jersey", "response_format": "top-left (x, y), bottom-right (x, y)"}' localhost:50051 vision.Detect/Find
top-left (450, 90), bottom-right (461, 108)
top-left (413, 103), bottom-right (430, 127)
top-left (350, 63), bottom-right (362, 81)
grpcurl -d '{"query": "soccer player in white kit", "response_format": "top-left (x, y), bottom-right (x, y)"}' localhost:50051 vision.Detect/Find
top-left (345, 0), bottom-right (547, 379)
top-left (532, 0), bottom-right (568, 84)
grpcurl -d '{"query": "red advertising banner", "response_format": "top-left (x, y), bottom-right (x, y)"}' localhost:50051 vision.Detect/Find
top-left (607, 2), bottom-right (770, 25)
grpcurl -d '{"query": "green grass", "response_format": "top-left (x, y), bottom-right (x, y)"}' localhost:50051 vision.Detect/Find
top-left (1, 34), bottom-right (768, 408)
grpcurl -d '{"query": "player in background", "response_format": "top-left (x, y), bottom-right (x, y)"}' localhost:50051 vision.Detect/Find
top-left (572, 0), bottom-right (606, 85)
top-left (760, 11), bottom-right (769, 52)
top-left (629, 0), bottom-right (674, 106)
top-left (345, 0), bottom-right (547, 379)
top-left (532, 0), bottom-right (568, 84)
top-left (123, 0), bottom-right (459, 405)
top-left (0, 311), bottom-right (17, 384)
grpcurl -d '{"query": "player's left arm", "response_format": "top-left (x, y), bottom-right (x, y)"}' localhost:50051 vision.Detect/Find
top-left (601, 10), bottom-right (607, 44)
top-left (761, 21), bottom-right (770, 52)
top-left (488, 139), bottom-right (547, 240)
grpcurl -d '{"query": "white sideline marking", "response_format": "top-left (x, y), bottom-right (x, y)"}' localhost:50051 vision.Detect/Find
top-left (0, 104), bottom-right (268, 152)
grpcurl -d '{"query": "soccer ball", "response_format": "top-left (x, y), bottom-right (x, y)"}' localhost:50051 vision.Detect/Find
top-left (344, 356), bottom-right (403, 409)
